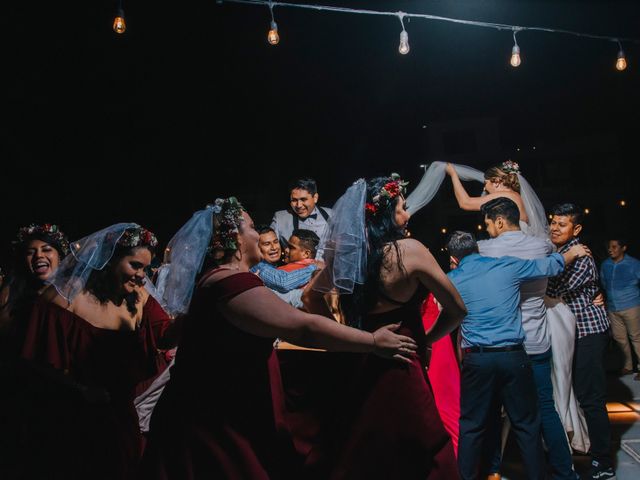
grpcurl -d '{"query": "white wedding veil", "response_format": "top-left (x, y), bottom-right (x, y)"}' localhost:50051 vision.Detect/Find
top-left (406, 161), bottom-right (549, 240)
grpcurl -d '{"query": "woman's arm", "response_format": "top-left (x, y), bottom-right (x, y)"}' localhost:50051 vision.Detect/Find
top-left (446, 163), bottom-right (482, 211)
top-left (218, 285), bottom-right (417, 362)
top-left (401, 239), bottom-right (467, 344)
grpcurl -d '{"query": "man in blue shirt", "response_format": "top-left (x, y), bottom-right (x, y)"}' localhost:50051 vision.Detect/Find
top-left (600, 237), bottom-right (640, 379)
top-left (446, 230), bottom-right (587, 480)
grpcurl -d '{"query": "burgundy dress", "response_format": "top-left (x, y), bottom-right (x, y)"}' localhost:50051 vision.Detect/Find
top-left (139, 270), bottom-right (301, 480)
top-left (19, 296), bottom-right (168, 480)
top-left (296, 288), bottom-right (459, 480)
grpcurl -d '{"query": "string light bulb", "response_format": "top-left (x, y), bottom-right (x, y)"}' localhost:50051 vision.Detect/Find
top-left (113, 1), bottom-right (126, 34)
top-left (616, 41), bottom-right (627, 71)
top-left (267, 1), bottom-right (279, 45)
top-left (510, 29), bottom-right (521, 67)
top-left (398, 13), bottom-right (410, 55)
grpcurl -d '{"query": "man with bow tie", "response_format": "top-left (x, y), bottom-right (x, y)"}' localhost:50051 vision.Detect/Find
top-left (270, 177), bottom-right (333, 260)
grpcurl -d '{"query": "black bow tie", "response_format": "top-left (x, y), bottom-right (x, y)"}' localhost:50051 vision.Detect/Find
top-left (302, 214), bottom-right (317, 220)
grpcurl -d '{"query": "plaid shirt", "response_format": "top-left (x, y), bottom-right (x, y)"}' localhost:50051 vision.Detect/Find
top-left (546, 237), bottom-right (609, 338)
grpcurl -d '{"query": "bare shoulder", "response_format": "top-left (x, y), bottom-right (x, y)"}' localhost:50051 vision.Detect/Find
top-left (397, 238), bottom-right (432, 258)
top-left (41, 285), bottom-right (71, 308)
top-left (200, 268), bottom-right (240, 288)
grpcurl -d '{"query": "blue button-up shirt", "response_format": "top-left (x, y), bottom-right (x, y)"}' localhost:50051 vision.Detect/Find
top-left (448, 252), bottom-right (565, 348)
top-left (250, 260), bottom-right (316, 293)
top-left (478, 231), bottom-right (554, 354)
top-left (600, 254), bottom-right (640, 312)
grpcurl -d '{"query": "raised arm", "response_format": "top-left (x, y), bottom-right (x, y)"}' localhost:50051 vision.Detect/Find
top-left (400, 239), bottom-right (467, 344)
top-left (218, 283), bottom-right (417, 362)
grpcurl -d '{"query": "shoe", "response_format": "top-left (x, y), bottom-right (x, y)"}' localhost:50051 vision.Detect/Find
top-left (589, 460), bottom-right (616, 479)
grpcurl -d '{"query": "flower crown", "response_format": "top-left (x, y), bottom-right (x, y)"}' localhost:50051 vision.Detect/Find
top-left (365, 173), bottom-right (409, 217)
top-left (500, 160), bottom-right (520, 175)
top-left (118, 226), bottom-right (158, 249)
top-left (210, 197), bottom-right (246, 252)
top-left (15, 223), bottom-right (70, 256)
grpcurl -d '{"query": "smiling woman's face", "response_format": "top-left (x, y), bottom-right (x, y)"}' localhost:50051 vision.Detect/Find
top-left (24, 239), bottom-right (61, 281)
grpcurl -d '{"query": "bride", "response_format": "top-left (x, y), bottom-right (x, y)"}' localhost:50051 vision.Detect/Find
top-left (406, 160), bottom-right (590, 454)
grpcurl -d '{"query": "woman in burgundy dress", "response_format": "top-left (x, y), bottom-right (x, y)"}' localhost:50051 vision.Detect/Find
top-left (302, 175), bottom-right (467, 479)
top-left (18, 223), bottom-right (172, 479)
top-left (139, 197), bottom-right (418, 480)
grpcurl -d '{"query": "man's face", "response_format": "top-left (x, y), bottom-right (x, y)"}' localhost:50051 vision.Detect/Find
top-left (258, 231), bottom-right (281, 264)
top-left (549, 215), bottom-right (581, 248)
top-left (483, 215), bottom-right (500, 239)
top-left (290, 188), bottom-right (318, 219)
top-left (284, 235), bottom-right (310, 263)
top-left (607, 240), bottom-right (626, 262)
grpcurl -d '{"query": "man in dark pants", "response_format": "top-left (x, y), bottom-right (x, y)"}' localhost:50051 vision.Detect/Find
top-left (546, 203), bottom-right (615, 480)
top-left (446, 231), bottom-right (588, 480)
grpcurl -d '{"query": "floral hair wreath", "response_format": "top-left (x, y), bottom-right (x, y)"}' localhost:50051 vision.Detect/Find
top-left (15, 223), bottom-right (71, 256)
top-left (118, 226), bottom-right (159, 249)
top-left (500, 160), bottom-right (521, 175)
top-left (365, 173), bottom-right (409, 217)
top-left (210, 197), bottom-right (246, 252)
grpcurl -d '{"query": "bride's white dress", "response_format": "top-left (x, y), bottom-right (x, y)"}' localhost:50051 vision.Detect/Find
top-left (407, 161), bottom-right (590, 453)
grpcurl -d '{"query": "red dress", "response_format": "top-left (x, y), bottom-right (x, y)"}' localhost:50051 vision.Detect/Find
top-left (283, 289), bottom-right (458, 480)
top-left (139, 270), bottom-right (301, 479)
top-left (421, 293), bottom-right (461, 457)
top-left (19, 296), bottom-right (168, 480)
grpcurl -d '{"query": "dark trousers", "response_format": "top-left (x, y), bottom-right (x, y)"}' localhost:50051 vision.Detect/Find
top-left (458, 349), bottom-right (545, 480)
top-left (573, 332), bottom-right (612, 466)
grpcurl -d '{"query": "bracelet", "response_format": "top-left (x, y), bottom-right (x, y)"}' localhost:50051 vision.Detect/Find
top-left (371, 331), bottom-right (377, 350)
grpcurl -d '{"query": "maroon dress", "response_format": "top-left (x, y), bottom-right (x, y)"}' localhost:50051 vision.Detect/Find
top-left (19, 295), bottom-right (168, 480)
top-left (139, 269), bottom-right (301, 480)
top-left (282, 288), bottom-right (459, 480)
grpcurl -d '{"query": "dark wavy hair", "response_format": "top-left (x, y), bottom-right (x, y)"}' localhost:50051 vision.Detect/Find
top-left (341, 176), bottom-right (407, 328)
top-left (84, 244), bottom-right (156, 315)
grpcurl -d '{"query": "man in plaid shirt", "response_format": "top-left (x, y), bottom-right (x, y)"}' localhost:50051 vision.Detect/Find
top-left (546, 203), bottom-right (614, 480)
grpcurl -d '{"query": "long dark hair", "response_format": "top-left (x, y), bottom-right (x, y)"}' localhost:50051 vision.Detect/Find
top-left (341, 176), bottom-right (407, 328)
top-left (85, 245), bottom-right (156, 316)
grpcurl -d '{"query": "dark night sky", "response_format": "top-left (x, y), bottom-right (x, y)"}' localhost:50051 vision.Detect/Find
top-left (2, 0), bottom-right (639, 266)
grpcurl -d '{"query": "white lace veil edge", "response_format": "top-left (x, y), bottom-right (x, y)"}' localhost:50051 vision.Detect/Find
top-left (312, 179), bottom-right (367, 294)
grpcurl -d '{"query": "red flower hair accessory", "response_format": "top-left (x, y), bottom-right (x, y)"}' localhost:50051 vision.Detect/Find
top-left (15, 223), bottom-right (70, 256)
top-left (118, 226), bottom-right (158, 249)
top-left (366, 173), bottom-right (409, 217)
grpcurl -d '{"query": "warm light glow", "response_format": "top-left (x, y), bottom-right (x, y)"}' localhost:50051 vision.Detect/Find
top-left (477, 225), bottom-right (483, 230)
top-left (113, 12), bottom-right (126, 34)
top-left (584, 208), bottom-right (590, 214)
top-left (268, 21), bottom-right (279, 45)
top-left (441, 228), bottom-right (447, 234)
top-left (399, 30), bottom-right (410, 55)
top-left (616, 50), bottom-right (627, 71)
top-left (620, 200), bottom-right (626, 207)
top-left (510, 45), bottom-right (521, 67)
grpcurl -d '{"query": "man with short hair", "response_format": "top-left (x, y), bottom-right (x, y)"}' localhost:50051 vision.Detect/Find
top-left (446, 230), bottom-right (587, 479)
top-left (478, 197), bottom-right (577, 480)
top-left (546, 203), bottom-right (614, 480)
top-left (270, 178), bottom-right (332, 259)
top-left (281, 229), bottom-right (320, 270)
top-left (600, 237), bottom-right (640, 379)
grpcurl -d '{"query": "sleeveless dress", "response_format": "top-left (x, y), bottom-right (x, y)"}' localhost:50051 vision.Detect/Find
top-left (139, 269), bottom-right (301, 479)
top-left (294, 287), bottom-right (458, 480)
top-left (15, 296), bottom-right (167, 480)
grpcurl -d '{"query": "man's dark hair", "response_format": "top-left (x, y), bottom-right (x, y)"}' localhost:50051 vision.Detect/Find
top-left (608, 236), bottom-right (628, 248)
top-left (291, 228), bottom-right (320, 258)
top-left (481, 197), bottom-right (520, 226)
top-left (550, 203), bottom-right (583, 225)
top-left (288, 178), bottom-right (318, 196)
top-left (256, 224), bottom-right (276, 236)
top-left (446, 231), bottom-right (479, 261)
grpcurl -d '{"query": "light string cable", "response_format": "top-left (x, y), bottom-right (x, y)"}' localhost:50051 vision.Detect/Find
top-left (217, 0), bottom-right (640, 45)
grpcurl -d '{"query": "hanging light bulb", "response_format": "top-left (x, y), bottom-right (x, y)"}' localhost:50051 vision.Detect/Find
top-left (397, 13), bottom-right (410, 55)
top-left (616, 41), bottom-right (627, 71)
top-left (268, 21), bottom-right (279, 45)
top-left (266, 1), bottom-right (279, 45)
top-left (510, 29), bottom-right (521, 67)
top-left (399, 30), bottom-right (410, 55)
top-left (113, 2), bottom-right (126, 34)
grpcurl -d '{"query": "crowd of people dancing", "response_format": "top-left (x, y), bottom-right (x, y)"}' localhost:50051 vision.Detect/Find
top-left (1, 160), bottom-right (637, 480)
